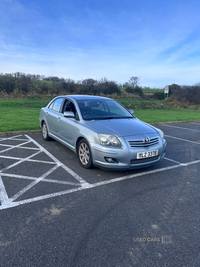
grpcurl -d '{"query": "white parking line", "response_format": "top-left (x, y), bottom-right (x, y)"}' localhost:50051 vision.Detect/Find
top-left (0, 135), bottom-right (90, 209)
top-left (1, 173), bottom-right (80, 186)
top-left (0, 150), bottom-right (41, 173)
top-left (163, 124), bottom-right (200, 131)
top-left (0, 143), bottom-right (39, 150)
top-left (0, 135), bottom-right (25, 141)
top-left (9, 164), bottom-right (61, 203)
top-left (164, 157), bottom-right (181, 164)
top-left (1, 131), bottom-right (200, 210)
top-left (26, 135), bottom-right (88, 185)
top-left (0, 155), bottom-right (56, 164)
top-left (165, 135), bottom-right (200, 145)
top-left (0, 140), bottom-right (32, 153)
top-left (1, 157), bottom-right (200, 210)
top-left (0, 174), bottom-right (9, 205)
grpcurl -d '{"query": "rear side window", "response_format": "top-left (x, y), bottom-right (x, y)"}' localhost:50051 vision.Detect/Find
top-left (49, 98), bottom-right (64, 112)
top-left (49, 101), bottom-right (54, 109)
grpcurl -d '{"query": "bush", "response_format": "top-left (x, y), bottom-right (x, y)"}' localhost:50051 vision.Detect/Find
top-left (153, 92), bottom-right (164, 100)
top-left (171, 85), bottom-right (200, 105)
top-left (125, 86), bottom-right (144, 98)
top-left (0, 75), bottom-right (15, 94)
top-left (169, 84), bottom-right (181, 96)
top-left (98, 81), bottom-right (121, 95)
top-left (133, 86), bottom-right (144, 98)
top-left (125, 87), bottom-right (134, 94)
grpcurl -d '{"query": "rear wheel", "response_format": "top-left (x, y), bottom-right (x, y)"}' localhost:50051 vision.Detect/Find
top-left (78, 139), bottom-right (93, 169)
top-left (42, 122), bottom-right (51, 141)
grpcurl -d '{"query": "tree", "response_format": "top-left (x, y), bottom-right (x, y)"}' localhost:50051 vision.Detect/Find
top-left (128, 76), bottom-right (139, 87)
top-left (82, 78), bottom-right (97, 86)
top-left (123, 82), bottom-right (129, 87)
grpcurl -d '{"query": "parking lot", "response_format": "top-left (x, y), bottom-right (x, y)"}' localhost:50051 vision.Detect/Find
top-left (1, 122), bottom-right (200, 266)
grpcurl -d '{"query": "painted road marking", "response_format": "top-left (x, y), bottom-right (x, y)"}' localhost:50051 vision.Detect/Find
top-left (0, 174), bottom-right (9, 205)
top-left (0, 134), bottom-right (89, 209)
top-left (0, 140), bottom-right (32, 154)
top-left (165, 135), bottom-right (200, 145)
top-left (0, 155), bottom-right (56, 164)
top-left (1, 173), bottom-right (80, 186)
top-left (1, 158), bottom-right (200, 210)
top-left (8, 164), bottom-right (60, 203)
top-left (163, 124), bottom-right (200, 131)
top-left (164, 157), bottom-right (181, 164)
top-left (1, 129), bottom-right (200, 210)
top-left (0, 150), bottom-right (41, 173)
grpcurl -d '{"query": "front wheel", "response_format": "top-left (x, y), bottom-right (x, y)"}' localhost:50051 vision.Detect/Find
top-left (78, 139), bottom-right (93, 169)
top-left (42, 122), bottom-right (51, 141)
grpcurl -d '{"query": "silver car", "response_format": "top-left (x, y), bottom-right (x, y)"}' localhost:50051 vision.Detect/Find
top-left (39, 95), bottom-right (167, 170)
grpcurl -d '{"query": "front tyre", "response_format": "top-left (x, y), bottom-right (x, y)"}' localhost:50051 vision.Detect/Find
top-left (78, 139), bottom-right (93, 169)
top-left (42, 122), bottom-right (51, 141)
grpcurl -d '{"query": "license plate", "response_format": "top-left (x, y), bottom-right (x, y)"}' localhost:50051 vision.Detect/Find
top-left (137, 150), bottom-right (158, 159)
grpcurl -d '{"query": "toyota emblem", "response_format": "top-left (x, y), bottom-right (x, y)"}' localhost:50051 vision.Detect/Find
top-left (143, 138), bottom-right (150, 143)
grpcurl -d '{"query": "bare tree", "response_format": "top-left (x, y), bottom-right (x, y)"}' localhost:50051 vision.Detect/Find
top-left (128, 76), bottom-right (140, 87)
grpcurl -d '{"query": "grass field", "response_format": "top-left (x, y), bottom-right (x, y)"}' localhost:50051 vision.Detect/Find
top-left (0, 97), bottom-right (200, 132)
top-left (0, 98), bottom-right (51, 132)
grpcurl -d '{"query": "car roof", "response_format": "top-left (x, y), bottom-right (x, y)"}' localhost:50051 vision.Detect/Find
top-left (56, 95), bottom-right (111, 101)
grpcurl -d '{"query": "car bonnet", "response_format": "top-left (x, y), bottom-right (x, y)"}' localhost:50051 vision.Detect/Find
top-left (85, 118), bottom-right (157, 137)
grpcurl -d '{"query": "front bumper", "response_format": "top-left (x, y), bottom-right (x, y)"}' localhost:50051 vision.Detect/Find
top-left (91, 138), bottom-right (167, 171)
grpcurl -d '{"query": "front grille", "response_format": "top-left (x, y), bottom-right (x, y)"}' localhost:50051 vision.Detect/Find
top-left (129, 137), bottom-right (159, 148)
top-left (130, 155), bottom-right (160, 164)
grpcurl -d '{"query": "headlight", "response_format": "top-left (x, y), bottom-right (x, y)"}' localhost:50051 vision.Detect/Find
top-left (98, 134), bottom-right (122, 147)
top-left (156, 128), bottom-right (164, 139)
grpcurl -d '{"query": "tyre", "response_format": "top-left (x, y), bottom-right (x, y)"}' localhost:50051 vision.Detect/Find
top-left (78, 139), bottom-right (93, 169)
top-left (42, 122), bottom-right (51, 141)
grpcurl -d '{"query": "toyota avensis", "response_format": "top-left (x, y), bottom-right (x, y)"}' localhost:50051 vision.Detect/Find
top-left (39, 95), bottom-right (167, 170)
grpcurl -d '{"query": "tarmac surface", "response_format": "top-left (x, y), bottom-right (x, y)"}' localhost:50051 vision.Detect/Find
top-left (0, 122), bottom-right (200, 266)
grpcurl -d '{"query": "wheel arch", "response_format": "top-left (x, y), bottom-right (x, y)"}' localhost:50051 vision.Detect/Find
top-left (40, 119), bottom-right (45, 128)
top-left (75, 136), bottom-right (93, 156)
top-left (76, 137), bottom-right (85, 154)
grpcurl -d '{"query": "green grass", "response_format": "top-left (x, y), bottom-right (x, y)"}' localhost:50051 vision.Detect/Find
top-left (142, 88), bottom-right (163, 94)
top-left (134, 109), bottom-right (200, 123)
top-left (0, 108), bottom-right (41, 132)
top-left (119, 87), bottom-right (162, 94)
top-left (0, 97), bottom-right (51, 132)
top-left (0, 97), bottom-right (200, 132)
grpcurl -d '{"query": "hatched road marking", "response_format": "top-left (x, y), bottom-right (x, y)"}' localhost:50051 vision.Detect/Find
top-left (0, 131), bottom-right (200, 210)
top-left (0, 135), bottom-right (89, 210)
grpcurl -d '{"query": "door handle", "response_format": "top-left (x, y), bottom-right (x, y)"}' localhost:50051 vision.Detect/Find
top-left (58, 117), bottom-right (61, 122)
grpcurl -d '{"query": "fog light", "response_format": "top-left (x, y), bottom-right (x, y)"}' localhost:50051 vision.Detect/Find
top-left (105, 157), bottom-right (118, 163)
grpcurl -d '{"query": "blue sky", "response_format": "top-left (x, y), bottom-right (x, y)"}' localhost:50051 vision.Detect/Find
top-left (1, 0), bottom-right (200, 88)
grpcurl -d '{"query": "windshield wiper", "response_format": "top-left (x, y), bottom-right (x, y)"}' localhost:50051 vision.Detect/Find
top-left (99, 117), bottom-right (117, 120)
top-left (98, 116), bottom-right (134, 120)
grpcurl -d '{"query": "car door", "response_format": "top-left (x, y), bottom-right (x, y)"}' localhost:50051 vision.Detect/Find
top-left (45, 97), bottom-right (64, 137)
top-left (58, 99), bottom-right (80, 148)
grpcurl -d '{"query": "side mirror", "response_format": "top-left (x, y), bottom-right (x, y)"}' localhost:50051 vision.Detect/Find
top-left (129, 109), bottom-right (134, 114)
top-left (64, 111), bottom-right (75, 118)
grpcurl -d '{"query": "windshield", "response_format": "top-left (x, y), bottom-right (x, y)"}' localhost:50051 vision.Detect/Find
top-left (77, 99), bottom-right (135, 120)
